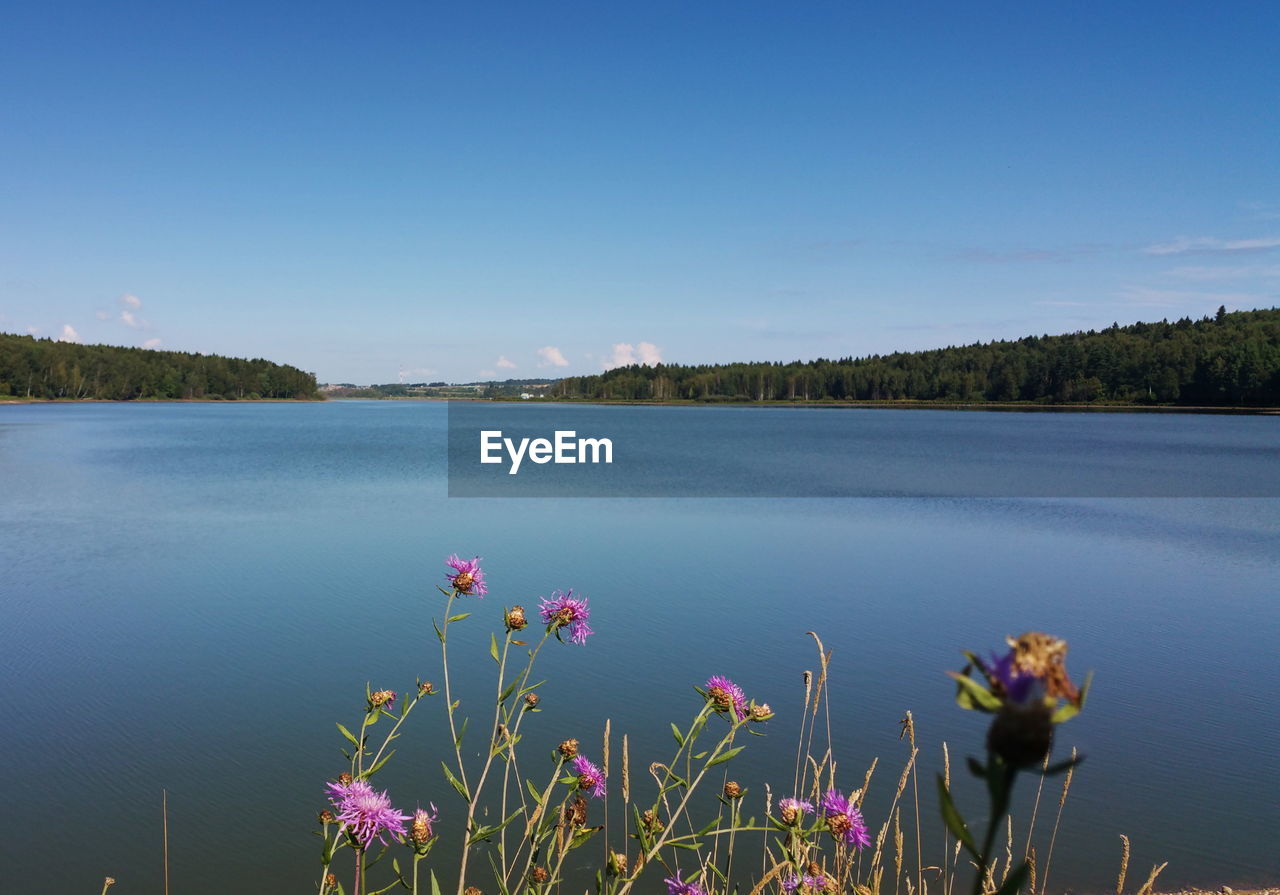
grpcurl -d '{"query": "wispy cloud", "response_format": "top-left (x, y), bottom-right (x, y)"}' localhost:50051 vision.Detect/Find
top-left (58, 324), bottom-right (81, 343)
top-left (143, 338), bottom-right (162, 349)
top-left (1142, 235), bottom-right (1280, 256)
top-left (95, 310), bottom-right (111, 320)
top-left (1114, 285), bottom-right (1262, 308)
top-left (496, 355), bottom-right (517, 369)
top-left (954, 243), bottom-right (1110, 264)
top-left (536, 346), bottom-right (569, 368)
top-left (602, 341), bottom-right (663, 370)
top-left (120, 293), bottom-right (142, 309)
top-left (120, 310), bottom-right (142, 328)
top-left (1166, 264), bottom-right (1280, 281)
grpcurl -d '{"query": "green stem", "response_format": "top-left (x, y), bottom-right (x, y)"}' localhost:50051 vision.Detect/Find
top-left (971, 760), bottom-right (1017, 895)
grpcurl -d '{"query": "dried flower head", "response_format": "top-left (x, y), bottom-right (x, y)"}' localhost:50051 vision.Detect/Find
top-left (571, 754), bottom-right (607, 798)
top-left (820, 789), bottom-right (871, 849)
top-left (318, 808), bottom-right (335, 825)
top-left (464, 887), bottom-right (483, 895)
top-left (749, 702), bottom-right (774, 722)
top-left (723, 781), bottom-right (743, 799)
top-left (524, 692), bottom-right (540, 710)
top-left (410, 805), bottom-right (438, 848)
top-left (529, 867), bottom-right (549, 884)
top-left (506, 605), bottom-right (528, 631)
top-left (641, 809), bottom-right (664, 832)
top-left (705, 675), bottom-right (748, 720)
top-left (538, 590), bottom-right (593, 644)
top-left (337, 772), bottom-right (353, 786)
top-left (563, 794), bottom-right (588, 827)
top-left (103, 880), bottom-right (116, 890)
top-left (418, 680), bottom-right (435, 696)
top-left (325, 778), bottom-right (411, 849)
top-left (777, 797), bottom-right (814, 825)
top-left (445, 555), bottom-right (487, 597)
top-left (608, 850), bottom-right (629, 876)
top-left (558, 738), bottom-right (579, 760)
top-left (369, 689), bottom-right (396, 711)
top-left (325, 874), bottom-right (337, 890)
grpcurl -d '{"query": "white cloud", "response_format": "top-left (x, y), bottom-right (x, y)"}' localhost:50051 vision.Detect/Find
top-left (58, 324), bottom-right (81, 343)
top-left (496, 355), bottom-right (517, 369)
top-left (95, 310), bottom-right (111, 320)
top-left (603, 341), bottom-right (663, 370)
top-left (1143, 235), bottom-right (1280, 256)
top-left (119, 293), bottom-right (142, 309)
top-left (120, 310), bottom-right (141, 328)
top-left (143, 338), bottom-right (162, 349)
top-left (536, 346), bottom-right (569, 368)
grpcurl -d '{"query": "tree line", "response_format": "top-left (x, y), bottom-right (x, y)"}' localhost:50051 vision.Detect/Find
top-left (551, 307), bottom-right (1280, 406)
top-left (0, 333), bottom-right (319, 400)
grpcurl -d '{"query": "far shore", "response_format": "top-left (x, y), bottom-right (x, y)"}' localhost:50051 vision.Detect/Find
top-left (2, 396), bottom-right (1278, 414)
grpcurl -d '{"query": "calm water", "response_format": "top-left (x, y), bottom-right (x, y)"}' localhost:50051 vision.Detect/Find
top-left (1, 401), bottom-right (1277, 893)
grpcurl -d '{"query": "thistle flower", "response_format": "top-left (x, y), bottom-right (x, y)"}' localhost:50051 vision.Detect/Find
top-left (749, 702), bottom-right (774, 722)
top-left (558, 738), bottom-right (579, 760)
top-left (783, 874), bottom-right (832, 893)
top-left (820, 789), bottom-right (871, 849)
top-left (410, 805), bottom-right (438, 850)
top-left (777, 797), bottom-right (814, 825)
top-left (665, 877), bottom-right (706, 895)
top-left (506, 605), bottom-right (528, 631)
top-left (705, 675), bottom-right (748, 720)
top-left (723, 781), bottom-right (743, 799)
top-left (326, 778), bottom-right (411, 849)
top-left (538, 590), bottom-right (593, 644)
top-left (571, 754), bottom-right (607, 798)
top-left (524, 692), bottom-right (540, 710)
top-left (369, 689), bottom-right (396, 712)
top-left (445, 555), bottom-right (487, 597)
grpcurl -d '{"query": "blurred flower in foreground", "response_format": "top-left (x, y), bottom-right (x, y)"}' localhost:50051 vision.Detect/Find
top-left (820, 789), bottom-right (871, 849)
top-left (539, 590), bottom-right (593, 644)
top-left (445, 555), bottom-right (487, 597)
top-left (325, 778), bottom-right (410, 848)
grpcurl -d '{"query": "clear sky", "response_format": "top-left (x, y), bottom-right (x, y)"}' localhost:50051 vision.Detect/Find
top-left (2, 1), bottom-right (1277, 383)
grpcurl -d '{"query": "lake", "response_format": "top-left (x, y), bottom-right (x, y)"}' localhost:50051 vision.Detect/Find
top-left (1, 401), bottom-right (1277, 893)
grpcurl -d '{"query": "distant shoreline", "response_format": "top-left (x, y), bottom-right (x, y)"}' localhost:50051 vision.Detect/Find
top-left (4, 396), bottom-right (1277, 414)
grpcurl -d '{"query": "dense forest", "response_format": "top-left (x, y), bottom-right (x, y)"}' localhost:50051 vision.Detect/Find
top-left (551, 308), bottom-right (1280, 406)
top-left (0, 333), bottom-right (319, 400)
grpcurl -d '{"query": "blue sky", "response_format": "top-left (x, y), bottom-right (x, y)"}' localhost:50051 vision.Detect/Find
top-left (2, 1), bottom-right (1277, 383)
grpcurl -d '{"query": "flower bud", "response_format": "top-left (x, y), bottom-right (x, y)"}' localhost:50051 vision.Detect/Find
top-left (524, 692), bottom-right (540, 710)
top-left (318, 809), bottom-right (335, 825)
top-left (506, 605), bottom-right (528, 631)
top-left (723, 781), bottom-right (743, 799)
top-left (325, 874), bottom-right (336, 891)
top-left (780, 803), bottom-right (799, 824)
top-left (558, 738), bottom-right (579, 760)
top-left (608, 850), bottom-right (629, 876)
top-left (418, 680), bottom-right (436, 696)
top-left (369, 689), bottom-right (396, 711)
top-left (464, 888), bottom-right (483, 895)
top-left (337, 772), bottom-right (353, 786)
top-left (529, 867), bottom-right (549, 884)
top-left (749, 702), bottom-right (774, 722)
top-left (564, 795), bottom-right (588, 827)
top-left (986, 703), bottom-right (1054, 768)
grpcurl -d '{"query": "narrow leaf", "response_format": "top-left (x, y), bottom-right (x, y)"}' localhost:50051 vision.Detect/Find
top-left (936, 773), bottom-right (978, 857)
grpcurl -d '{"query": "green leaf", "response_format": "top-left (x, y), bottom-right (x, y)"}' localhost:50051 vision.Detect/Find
top-left (707, 746), bottom-right (744, 767)
top-left (336, 723), bottom-right (360, 748)
top-left (498, 678), bottom-right (518, 705)
top-left (360, 750), bottom-right (395, 779)
top-left (490, 632), bottom-right (500, 664)
top-left (671, 723), bottom-right (685, 746)
top-left (526, 779), bottom-right (543, 804)
top-left (441, 762), bottom-right (469, 802)
top-left (949, 671), bottom-right (1003, 712)
top-left (994, 859), bottom-right (1029, 895)
top-left (430, 870), bottom-right (442, 895)
top-left (455, 717), bottom-right (468, 750)
top-left (447, 612), bottom-right (471, 623)
top-left (432, 619), bottom-right (445, 643)
top-left (936, 774), bottom-right (978, 857)
top-left (670, 839), bottom-right (702, 850)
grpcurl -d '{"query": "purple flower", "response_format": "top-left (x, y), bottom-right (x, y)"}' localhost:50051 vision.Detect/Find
top-left (705, 675), bottom-right (748, 720)
top-left (820, 789), bottom-right (871, 849)
top-left (990, 650), bottom-right (1045, 707)
top-left (326, 779), bottom-right (411, 849)
top-left (538, 590), bottom-right (593, 644)
top-left (783, 875), bottom-right (830, 893)
top-left (777, 797), bottom-right (815, 824)
top-left (665, 878), bottom-right (706, 895)
top-left (571, 754), bottom-right (607, 799)
top-left (445, 555), bottom-right (487, 597)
